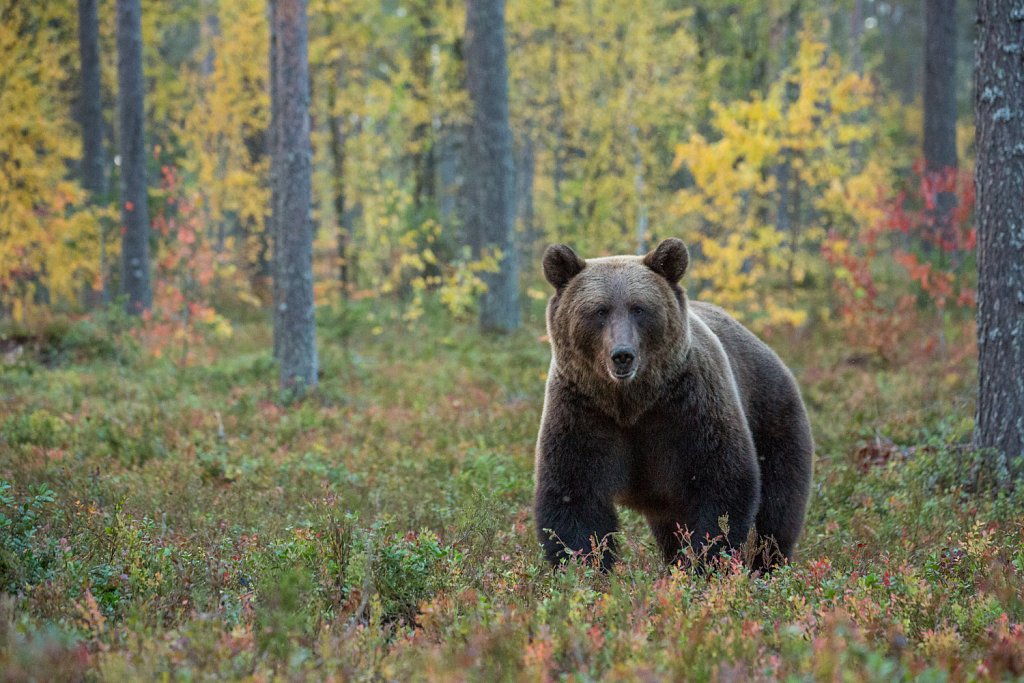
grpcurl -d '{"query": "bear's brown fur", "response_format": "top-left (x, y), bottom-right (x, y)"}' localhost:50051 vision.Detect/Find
top-left (534, 238), bottom-right (813, 571)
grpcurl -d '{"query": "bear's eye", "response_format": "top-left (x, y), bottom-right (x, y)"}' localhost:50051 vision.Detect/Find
top-left (594, 306), bottom-right (610, 320)
top-left (630, 305), bottom-right (647, 318)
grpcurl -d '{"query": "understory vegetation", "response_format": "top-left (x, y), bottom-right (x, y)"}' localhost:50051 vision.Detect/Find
top-left (0, 301), bottom-right (1020, 682)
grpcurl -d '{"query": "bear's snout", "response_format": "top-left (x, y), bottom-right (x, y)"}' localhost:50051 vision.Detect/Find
top-left (609, 345), bottom-right (637, 380)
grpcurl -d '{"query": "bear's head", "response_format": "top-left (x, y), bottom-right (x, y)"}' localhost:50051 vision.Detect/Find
top-left (542, 238), bottom-right (691, 411)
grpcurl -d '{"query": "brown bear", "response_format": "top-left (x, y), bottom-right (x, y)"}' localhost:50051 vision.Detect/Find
top-left (534, 238), bottom-right (813, 571)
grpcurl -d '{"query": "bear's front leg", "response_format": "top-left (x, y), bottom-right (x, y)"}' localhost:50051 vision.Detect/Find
top-left (651, 457), bottom-right (760, 570)
top-left (533, 387), bottom-right (624, 571)
top-left (535, 483), bottom-right (619, 571)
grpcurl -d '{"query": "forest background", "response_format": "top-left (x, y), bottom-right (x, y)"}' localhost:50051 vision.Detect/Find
top-left (3, 1), bottom-right (1023, 680)
top-left (2, 0), bottom-right (979, 347)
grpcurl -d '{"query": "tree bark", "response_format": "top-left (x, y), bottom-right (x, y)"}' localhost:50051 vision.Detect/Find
top-left (464, 0), bottom-right (519, 333)
top-left (516, 130), bottom-right (537, 259)
top-left (116, 0), bottom-right (152, 314)
top-left (849, 0), bottom-right (865, 75)
top-left (411, 1), bottom-right (436, 216)
top-left (847, 0), bottom-right (866, 165)
top-left (924, 0), bottom-right (958, 243)
top-left (774, 1), bottom-right (800, 280)
top-left (79, 0), bottom-right (105, 198)
top-left (326, 73), bottom-right (353, 291)
top-left (269, 0), bottom-right (282, 359)
top-left (271, 0), bottom-right (318, 393)
top-left (200, 0), bottom-right (220, 79)
top-left (974, 0), bottom-right (1024, 474)
top-left (626, 91), bottom-right (648, 255)
top-left (78, 0), bottom-right (108, 305)
top-left (242, 127), bottom-right (272, 299)
top-left (550, 0), bottom-right (566, 215)
top-left (438, 129), bottom-right (461, 232)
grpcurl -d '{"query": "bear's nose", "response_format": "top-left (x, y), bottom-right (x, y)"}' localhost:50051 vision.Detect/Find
top-left (611, 346), bottom-right (636, 373)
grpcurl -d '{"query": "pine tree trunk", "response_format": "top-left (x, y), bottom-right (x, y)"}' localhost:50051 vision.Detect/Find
top-left (774, 2), bottom-right (800, 281)
top-left (116, 0), bottom-right (152, 314)
top-left (516, 130), bottom-right (537, 259)
top-left (271, 0), bottom-right (318, 394)
top-left (79, 0), bottom-right (105, 198)
top-left (974, 0), bottom-right (1024, 474)
top-left (549, 1), bottom-right (565, 215)
top-left (411, 2), bottom-right (436, 216)
top-left (438, 129), bottom-right (461, 232)
top-left (847, 0), bottom-right (866, 165)
top-left (326, 73), bottom-right (352, 291)
top-left (924, 0), bottom-right (958, 244)
top-left (200, 0), bottom-right (220, 79)
top-left (269, 0), bottom-right (282, 359)
top-left (243, 126), bottom-right (271, 300)
top-left (464, 0), bottom-right (519, 333)
top-left (78, 0), bottom-right (108, 305)
top-left (627, 110), bottom-right (648, 255)
top-left (849, 0), bottom-right (865, 75)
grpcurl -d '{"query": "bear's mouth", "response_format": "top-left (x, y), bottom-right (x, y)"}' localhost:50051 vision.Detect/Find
top-left (608, 365), bottom-right (638, 382)
top-left (607, 345), bottom-right (639, 383)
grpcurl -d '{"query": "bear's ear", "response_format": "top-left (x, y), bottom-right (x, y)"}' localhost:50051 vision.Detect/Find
top-left (643, 238), bottom-right (689, 283)
top-left (543, 244), bottom-right (586, 289)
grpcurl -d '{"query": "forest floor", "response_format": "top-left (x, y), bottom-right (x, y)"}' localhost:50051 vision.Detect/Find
top-left (0, 302), bottom-right (1022, 681)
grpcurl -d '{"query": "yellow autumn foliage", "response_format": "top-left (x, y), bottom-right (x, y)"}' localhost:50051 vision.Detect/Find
top-left (509, 0), bottom-right (699, 256)
top-left (0, 1), bottom-right (941, 339)
top-left (0, 3), bottom-right (111, 321)
top-left (672, 33), bottom-right (886, 330)
top-left (176, 0), bottom-right (269, 284)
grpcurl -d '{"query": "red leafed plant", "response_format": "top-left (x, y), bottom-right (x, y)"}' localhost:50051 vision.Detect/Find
top-left (890, 159), bottom-right (977, 310)
top-left (822, 161), bottom-right (976, 362)
top-left (134, 166), bottom-right (232, 364)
